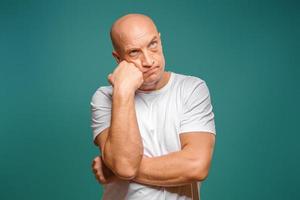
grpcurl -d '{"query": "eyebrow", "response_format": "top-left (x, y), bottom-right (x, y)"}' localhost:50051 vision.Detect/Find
top-left (126, 36), bottom-right (158, 53)
top-left (147, 36), bottom-right (158, 47)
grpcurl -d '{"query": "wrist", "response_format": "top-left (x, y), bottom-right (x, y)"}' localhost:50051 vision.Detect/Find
top-left (113, 86), bottom-right (136, 97)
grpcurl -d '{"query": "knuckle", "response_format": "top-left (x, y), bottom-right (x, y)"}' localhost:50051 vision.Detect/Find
top-left (129, 63), bottom-right (135, 67)
top-left (99, 176), bottom-right (106, 182)
top-left (92, 166), bottom-right (98, 172)
top-left (91, 162), bottom-right (96, 168)
top-left (119, 61), bottom-right (126, 67)
top-left (92, 168), bottom-right (97, 173)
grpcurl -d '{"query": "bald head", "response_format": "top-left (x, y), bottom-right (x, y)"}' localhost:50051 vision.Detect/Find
top-left (110, 14), bottom-right (159, 53)
top-left (108, 14), bottom-right (166, 90)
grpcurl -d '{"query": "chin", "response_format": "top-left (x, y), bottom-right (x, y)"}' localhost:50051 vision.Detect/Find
top-left (142, 79), bottom-right (159, 87)
top-left (143, 71), bottom-right (163, 87)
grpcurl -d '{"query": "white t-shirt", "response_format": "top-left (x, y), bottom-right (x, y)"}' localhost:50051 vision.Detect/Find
top-left (90, 71), bottom-right (216, 200)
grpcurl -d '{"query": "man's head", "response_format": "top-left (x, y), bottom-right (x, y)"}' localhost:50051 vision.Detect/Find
top-left (110, 13), bottom-right (166, 90)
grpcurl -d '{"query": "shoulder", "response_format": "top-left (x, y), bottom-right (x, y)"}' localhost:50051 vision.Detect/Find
top-left (91, 85), bottom-right (113, 105)
top-left (172, 72), bottom-right (208, 92)
top-left (171, 72), bottom-right (211, 104)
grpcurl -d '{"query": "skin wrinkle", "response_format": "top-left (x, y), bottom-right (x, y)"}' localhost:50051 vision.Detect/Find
top-left (122, 30), bottom-right (147, 47)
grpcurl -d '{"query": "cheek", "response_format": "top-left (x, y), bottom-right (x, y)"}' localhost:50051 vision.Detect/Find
top-left (153, 52), bottom-right (164, 63)
top-left (127, 58), bottom-right (143, 70)
top-left (156, 54), bottom-right (165, 69)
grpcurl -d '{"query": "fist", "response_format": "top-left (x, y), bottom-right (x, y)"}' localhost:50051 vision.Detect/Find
top-left (92, 155), bottom-right (115, 184)
top-left (108, 61), bottom-right (144, 93)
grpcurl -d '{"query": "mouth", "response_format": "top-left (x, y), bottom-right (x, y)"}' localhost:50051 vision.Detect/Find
top-left (144, 66), bottom-right (159, 77)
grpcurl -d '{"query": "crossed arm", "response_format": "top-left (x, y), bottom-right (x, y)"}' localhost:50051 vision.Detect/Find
top-left (98, 89), bottom-right (144, 180)
top-left (95, 127), bottom-right (215, 187)
top-left (93, 80), bottom-right (216, 187)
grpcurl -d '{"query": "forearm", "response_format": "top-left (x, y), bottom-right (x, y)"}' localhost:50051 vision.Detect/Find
top-left (103, 88), bottom-right (143, 179)
top-left (133, 150), bottom-right (207, 187)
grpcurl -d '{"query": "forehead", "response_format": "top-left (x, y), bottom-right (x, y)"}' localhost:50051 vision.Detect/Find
top-left (116, 21), bottom-right (159, 49)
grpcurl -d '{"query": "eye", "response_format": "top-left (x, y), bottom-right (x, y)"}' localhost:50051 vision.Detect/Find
top-left (149, 41), bottom-right (158, 49)
top-left (129, 50), bottom-right (139, 57)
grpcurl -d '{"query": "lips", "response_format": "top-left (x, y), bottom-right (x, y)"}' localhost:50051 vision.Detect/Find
top-left (144, 66), bottom-right (159, 77)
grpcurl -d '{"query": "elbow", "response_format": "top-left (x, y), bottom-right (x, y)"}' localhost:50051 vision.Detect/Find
top-left (189, 160), bottom-right (211, 182)
top-left (103, 155), bottom-right (139, 179)
top-left (114, 162), bottom-right (139, 180)
top-left (194, 168), bottom-right (210, 181)
top-left (103, 157), bottom-right (140, 180)
top-left (102, 147), bottom-right (143, 180)
top-left (107, 155), bottom-right (142, 180)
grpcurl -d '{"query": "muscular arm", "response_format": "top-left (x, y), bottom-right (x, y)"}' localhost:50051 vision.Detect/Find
top-left (96, 131), bottom-right (215, 186)
top-left (132, 132), bottom-right (215, 187)
top-left (95, 88), bottom-right (143, 180)
top-left (93, 66), bottom-right (215, 185)
top-left (93, 61), bottom-right (145, 180)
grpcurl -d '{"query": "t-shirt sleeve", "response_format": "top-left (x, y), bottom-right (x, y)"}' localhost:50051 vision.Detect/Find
top-left (179, 78), bottom-right (216, 135)
top-left (90, 87), bottom-right (112, 144)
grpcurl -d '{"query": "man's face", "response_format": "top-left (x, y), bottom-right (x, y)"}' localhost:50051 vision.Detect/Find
top-left (113, 24), bottom-right (166, 88)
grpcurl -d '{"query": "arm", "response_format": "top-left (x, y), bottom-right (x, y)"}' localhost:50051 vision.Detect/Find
top-left (133, 132), bottom-right (215, 187)
top-left (94, 61), bottom-right (144, 180)
top-left (92, 76), bottom-right (216, 185)
top-left (93, 131), bottom-right (215, 186)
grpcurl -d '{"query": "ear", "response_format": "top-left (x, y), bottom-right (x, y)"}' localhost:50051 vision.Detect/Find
top-left (158, 32), bottom-right (162, 45)
top-left (112, 51), bottom-right (121, 64)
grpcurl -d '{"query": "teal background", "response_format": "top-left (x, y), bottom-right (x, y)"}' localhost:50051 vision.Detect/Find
top-left (1, 0), bottom-right (299, 199)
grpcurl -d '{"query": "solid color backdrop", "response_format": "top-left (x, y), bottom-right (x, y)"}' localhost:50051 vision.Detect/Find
top-left (0, 0), bottom-right (299, 199)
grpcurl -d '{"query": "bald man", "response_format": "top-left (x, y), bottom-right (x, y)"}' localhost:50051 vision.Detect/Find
top-left (90, 14), bottom-right (216, 200)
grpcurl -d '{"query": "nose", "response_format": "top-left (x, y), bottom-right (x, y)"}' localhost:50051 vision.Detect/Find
top-left (141, 51), bottom-right (154, 69)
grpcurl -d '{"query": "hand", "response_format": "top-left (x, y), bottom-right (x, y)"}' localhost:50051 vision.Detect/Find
top-left (107, 60), bottom-right (144, 93)
top-left (92, 155), bottom-right (116, 184)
